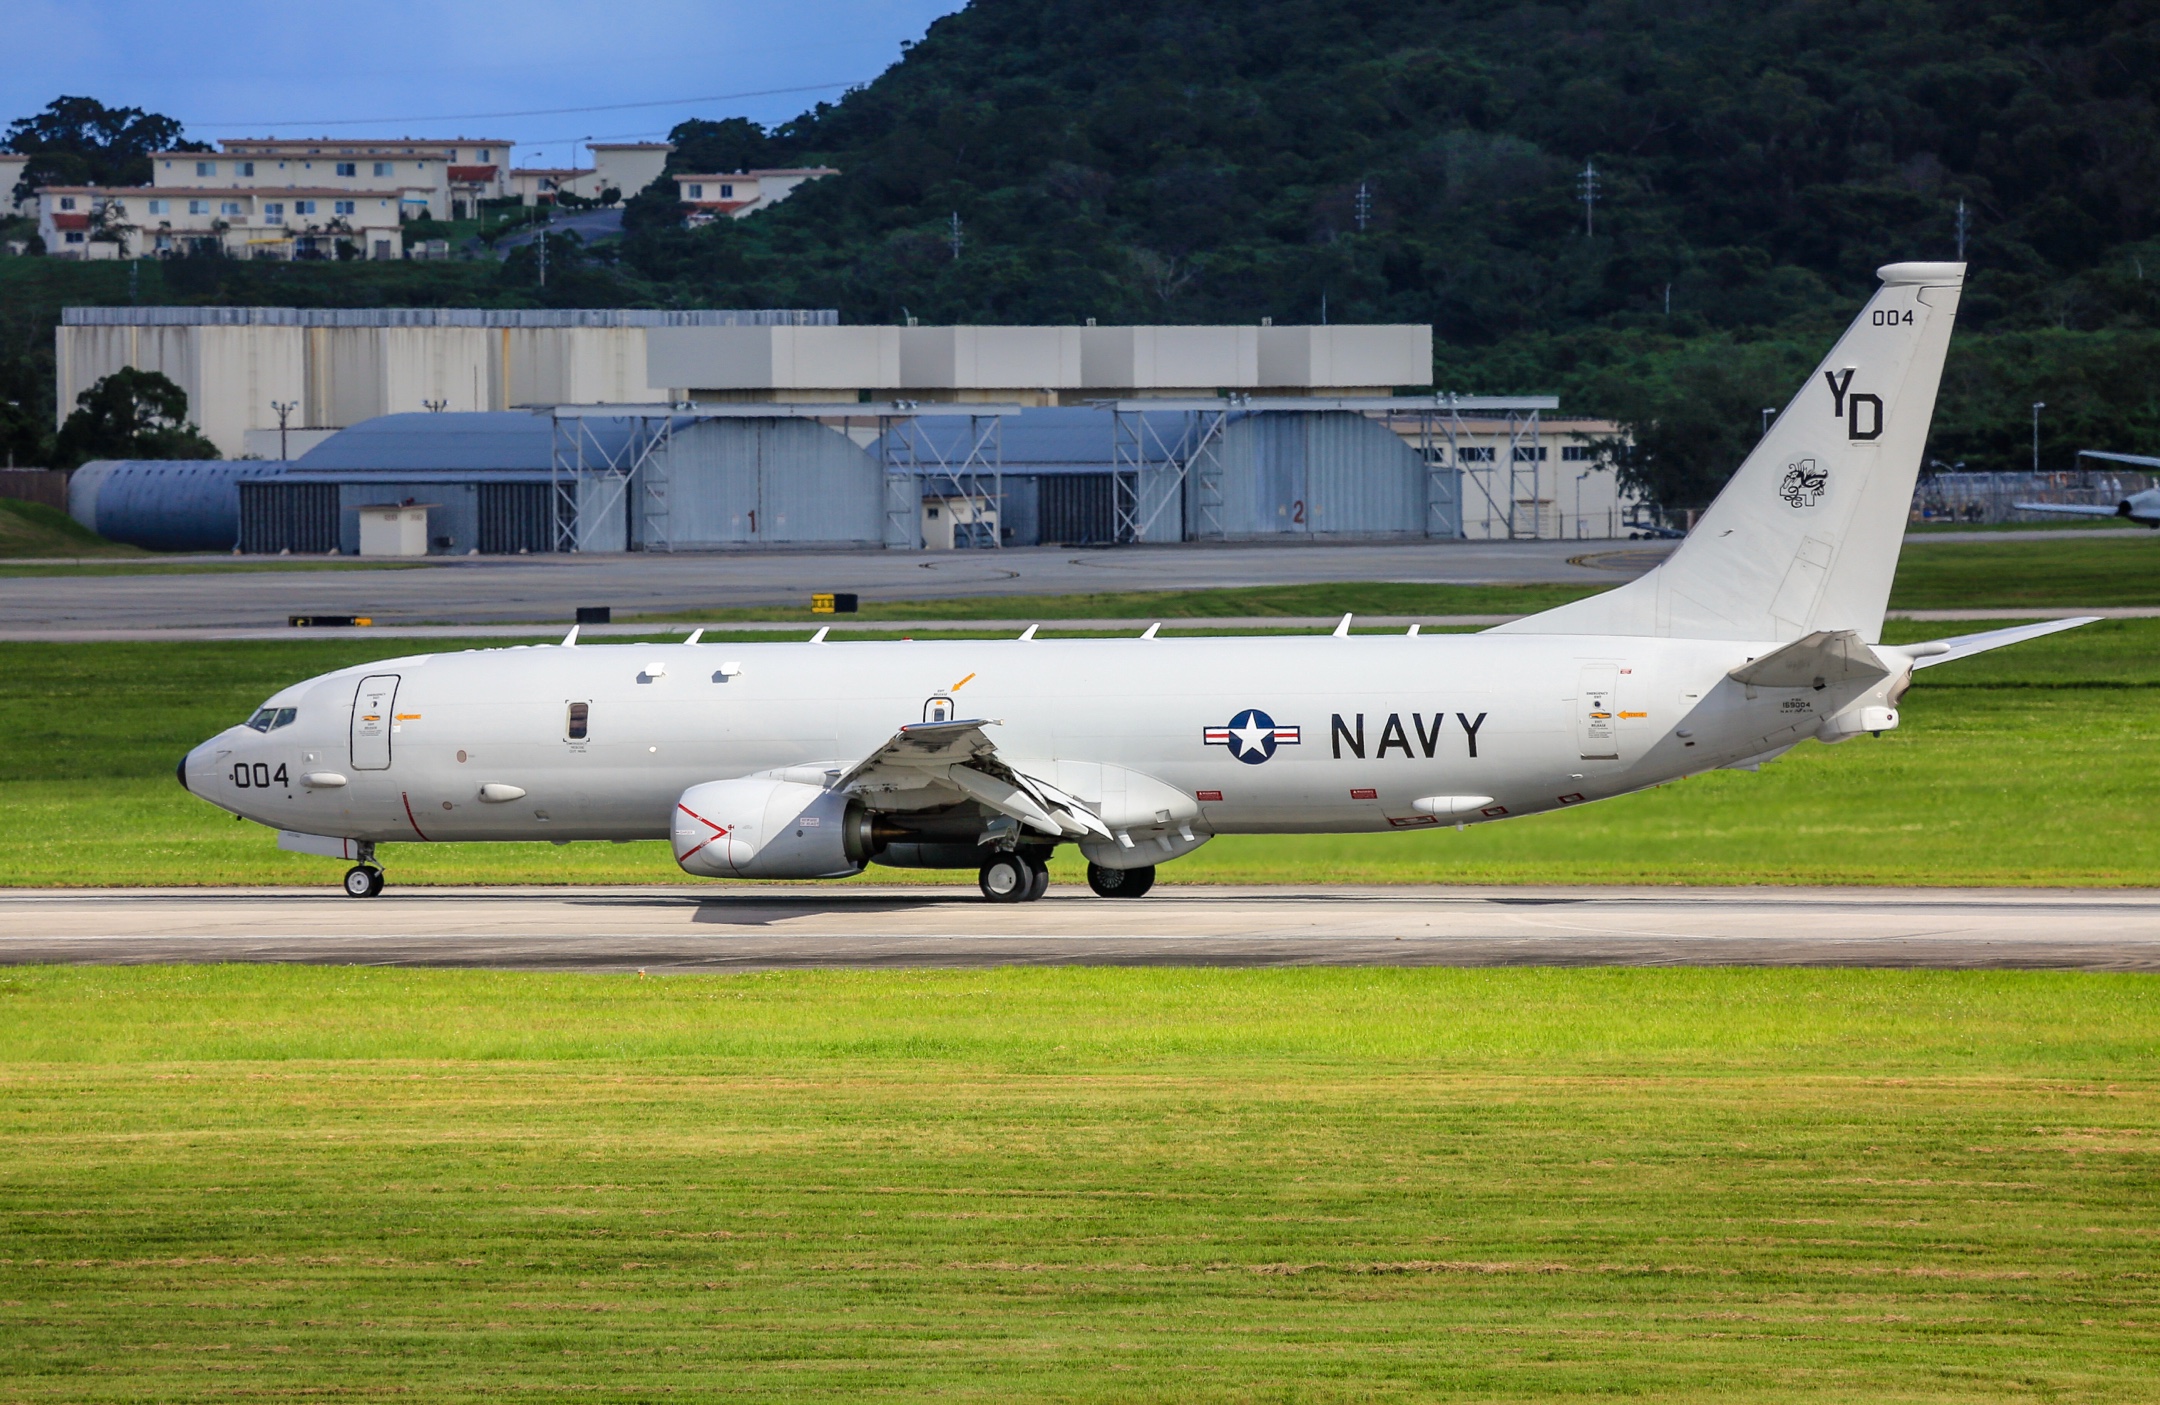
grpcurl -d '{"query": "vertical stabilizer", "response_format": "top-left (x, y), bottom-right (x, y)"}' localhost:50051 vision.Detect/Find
top-left (1496, 262), bottom-right (1964, 643)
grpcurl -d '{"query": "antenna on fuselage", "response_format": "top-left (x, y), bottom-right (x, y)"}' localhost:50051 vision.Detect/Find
top-left (685, 628), bottom-right (704, 645)
top-left (809, 626), bottom-right (829, 643)
top-left (1333, 613), bottom-right (1353, 637)
top-left (1140, 623), bottom-right (1160, 639)
top-left (560, 625), bottom-right (579, 647)
top-left (1018, 625), bottom-right (1037, 640)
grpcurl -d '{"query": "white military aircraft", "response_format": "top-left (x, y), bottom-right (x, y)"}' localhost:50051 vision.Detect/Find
top-left (181, 261), bottom-right (2094, 900)
top-left (2013, 450), bottom-right (2160, 527)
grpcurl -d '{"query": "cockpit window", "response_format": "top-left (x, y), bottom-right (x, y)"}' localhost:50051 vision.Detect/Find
top-left (271, 708), bottom-right (298, 730)
top-left (245, 707), bottom-right (299, 732)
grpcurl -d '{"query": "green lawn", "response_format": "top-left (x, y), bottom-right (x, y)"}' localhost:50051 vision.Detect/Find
top-left (0, 964), bottom-right (2155, 1400)
top-left (1889, 535), bottom-right (2160, 608)
top-left (0, 499), bottom-right (143, 559)
top-left (1, 617), bottom-right (2154, 888)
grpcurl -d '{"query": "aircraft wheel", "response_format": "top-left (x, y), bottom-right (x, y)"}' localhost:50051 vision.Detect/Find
top-left (1024, 854), bottom-right (1052, 902)
top-left (1087, 862), bottom-right (1155, 898)
top-left (343, 865), bottom-right (385, 898)
top-left (979, 853), bottom-right (1031, 903)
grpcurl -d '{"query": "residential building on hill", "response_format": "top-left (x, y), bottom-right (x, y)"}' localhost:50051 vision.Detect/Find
top-left (674, 167), bottom-right (838, 224)
top-left (31, 135), bottom-right (514, 260)
top-left (511, 143), bottom-right (673, 206)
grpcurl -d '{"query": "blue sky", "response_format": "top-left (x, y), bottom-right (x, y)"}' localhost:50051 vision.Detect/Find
top-left (3, 0), bottom-right (964, 167)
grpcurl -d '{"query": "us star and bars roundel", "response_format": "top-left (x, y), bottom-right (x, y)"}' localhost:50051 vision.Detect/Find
top-left (1205, 708), bottom-right (1302, 765)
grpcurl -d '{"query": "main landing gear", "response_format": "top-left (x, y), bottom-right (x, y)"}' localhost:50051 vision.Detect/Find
top-left (343, 864), bottom-right (385, 898)
top-left (979, 850), bottom-right (1053, 904)
top-left (1086, 862), bottom-right (1155, 899)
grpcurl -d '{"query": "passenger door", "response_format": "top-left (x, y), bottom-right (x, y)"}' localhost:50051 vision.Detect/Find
top-left (350, 674), bottom-right (400, 771)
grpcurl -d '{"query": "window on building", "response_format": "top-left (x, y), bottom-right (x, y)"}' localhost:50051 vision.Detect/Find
top-left (58, 196), bottom-right (75, 210)
top-left (221, 201), bottom-right (242, 216)
top-left (237, 161), bottom-right (254, 177)
top-left (147, 199), bottom-right (167, 215)
top-left (477, 149), bottom-right (490, 161)
top-left (720, 183), bottom-right (734, 198)
top-left (335, 162), bottom-right (356, 177)
top-left (1513, 446), bottom-right (1548, 462)
top-left (195, 161), bottom-right (216, 176)
top-left (295, 200), bottom-right (316, 215)
top-left (1561, 445), bottom-right (1597, 462)
top-left (443, 149), bottom-right (456, 159)
top-left (686, 183), bottom-right (703, 198)
top-left (188, 199), bottom-right (208, 215)
top-left (64, 231), bottom-right (84, 244)
top-left (263, 202), bottom-right (284, 223)
top-left (373, 162), bottom-right (393, 176)
top-left (334, 200), bottom-right (354, 215)
top-left (1456, 446), bottom-right (1494, 463)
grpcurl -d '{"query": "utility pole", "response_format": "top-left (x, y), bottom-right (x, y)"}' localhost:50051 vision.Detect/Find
top-left (1354, 181), bottom-right (1371, 233)
top-left (948, 211), bottom-right (963, 261)
top-left (1578, 160), bottom-right (1599, 237)
top-left (537, 229), bottom-right (547, 287)
top-left (271, 400), bottom-right (297, 461)
top-left (2032, 401), bottom-right (2045, 476)
top-left (1955, 198), bottom-right (1969, 261)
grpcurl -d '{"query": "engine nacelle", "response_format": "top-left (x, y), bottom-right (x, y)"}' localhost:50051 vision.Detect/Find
top-left (672, 778), bottom-right (870, 879)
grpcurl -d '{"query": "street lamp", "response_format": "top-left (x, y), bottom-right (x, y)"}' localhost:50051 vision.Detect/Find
top-left (2032, 401), bottom-right (2045, 476)
top-left (1761, 407), bottom-right (1777, 439)
top-left (270, 400), bottom-right (298, 461)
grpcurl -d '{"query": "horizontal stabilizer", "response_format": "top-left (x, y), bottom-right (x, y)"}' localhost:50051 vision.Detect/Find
top-left (1904, 616), bottom-right (2100, 670)
top-left (1728, 630), bottom-right (1889, 689)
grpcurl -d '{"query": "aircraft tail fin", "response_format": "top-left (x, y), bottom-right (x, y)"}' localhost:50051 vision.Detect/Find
top-left (1494, 261), bottom-right (1965, 643)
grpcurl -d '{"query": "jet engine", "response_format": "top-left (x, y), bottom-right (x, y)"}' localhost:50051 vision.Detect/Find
top-left (671, 778), bottom-right (877, 879)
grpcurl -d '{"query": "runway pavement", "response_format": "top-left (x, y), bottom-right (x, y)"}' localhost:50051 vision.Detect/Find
top-left (0, 540), bottom-right (1660, 637)
top-left (3, 884), bottom-right (2155, 971)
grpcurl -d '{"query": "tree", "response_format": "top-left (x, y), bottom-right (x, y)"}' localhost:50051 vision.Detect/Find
top-left (666, 118), bottom-right (771, 177)
top-left (53, 368), bottom-right (218, 468)
top-left (5, 96), bottom-right (205, 206)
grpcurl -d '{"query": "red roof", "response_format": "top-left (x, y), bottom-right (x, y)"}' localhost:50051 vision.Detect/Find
top-left (50, 212), bottom-right (89, 230)
top-left (447, 165), bottom-right (498, 183)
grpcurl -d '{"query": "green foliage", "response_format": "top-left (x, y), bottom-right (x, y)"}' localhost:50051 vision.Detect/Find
top-left (2, 95), bottom-right (204, 204)
top-left (0, 498), bottom-right (136, 557)
top-left (50, 367), bottom-right (217, 468)
top-left (1, 965), bottom-right (2157, 1398)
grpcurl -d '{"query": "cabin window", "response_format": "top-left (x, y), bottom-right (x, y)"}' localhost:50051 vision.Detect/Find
top-left (567, 701), bottom-right (589, 740)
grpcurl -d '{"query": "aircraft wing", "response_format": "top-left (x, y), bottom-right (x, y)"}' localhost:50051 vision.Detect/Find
top-left (2009, 501), bottom-right (2122, 517)
top-left (832, 719), bottom-right (1113, 839)
top-left (1899, 616), bottom-right (2102, 670)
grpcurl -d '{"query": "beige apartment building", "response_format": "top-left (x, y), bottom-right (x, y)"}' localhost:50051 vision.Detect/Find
top-left (674, 167), bottom-right (838, 223)
top-left (512, 143), bottom-right (673, 205)
top-left (33, 136), bottom-right (514, 260)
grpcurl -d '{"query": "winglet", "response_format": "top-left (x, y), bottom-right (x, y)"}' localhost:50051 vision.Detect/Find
top-left (1333, 613), bottom-right (1353, 637)
top-left (561, 625), bottom-right (579, 647)
top-left (1140, 623), bottom-right (1160, 639)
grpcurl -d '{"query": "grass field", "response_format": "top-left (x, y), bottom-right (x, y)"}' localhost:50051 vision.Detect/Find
top-left (1, 614), bottom-right (2154, 888)
top-left (0, 499), bottom-right (142, 560)
top-left (1, 964), bottom-right (2155, 1400)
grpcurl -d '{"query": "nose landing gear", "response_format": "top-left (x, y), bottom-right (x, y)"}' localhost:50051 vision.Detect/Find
top-left (343, 864), bottom-right (385, 898)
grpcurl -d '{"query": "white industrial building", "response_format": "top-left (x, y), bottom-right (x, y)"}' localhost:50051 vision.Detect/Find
top-left (55, 306), bottom-right (836, 458)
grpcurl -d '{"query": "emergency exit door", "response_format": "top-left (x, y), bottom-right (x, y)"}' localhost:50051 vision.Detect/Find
top-left (350, 674), bottom-right (400, 771)
top-left (1576, 664), bottom-right (1619, 760)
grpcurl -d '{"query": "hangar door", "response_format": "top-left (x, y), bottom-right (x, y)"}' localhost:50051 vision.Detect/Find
top-left (650, 420), bottom-right (882, 548)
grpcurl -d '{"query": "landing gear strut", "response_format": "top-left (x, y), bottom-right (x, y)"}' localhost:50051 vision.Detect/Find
top-left (1087, 862), bottom-right (1155, 898)
top-left (343, 864), bottom-right (385, 898)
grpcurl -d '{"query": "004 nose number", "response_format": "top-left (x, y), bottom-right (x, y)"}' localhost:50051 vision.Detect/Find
top-left (231, 762), bottom-right (289, 788)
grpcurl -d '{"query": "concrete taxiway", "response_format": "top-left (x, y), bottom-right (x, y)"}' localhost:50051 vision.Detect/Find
top-left (0, 540), bottom-right (1667, 638)
top-left (2, 884), bottom-right (2154, 971)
